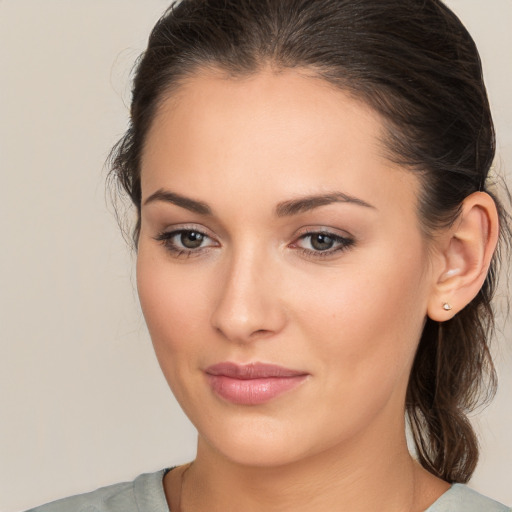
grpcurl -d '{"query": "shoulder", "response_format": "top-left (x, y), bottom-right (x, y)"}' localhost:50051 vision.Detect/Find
top-left (426, 484), bottom-right (511, 512)
top-left (24, 470), bottom-right (169, 512)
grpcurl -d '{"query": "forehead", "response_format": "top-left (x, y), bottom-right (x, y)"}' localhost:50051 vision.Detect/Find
top-left (140, 68), bottom-right (419, 218)
top-left (143, 67), bottom-right (384, 164)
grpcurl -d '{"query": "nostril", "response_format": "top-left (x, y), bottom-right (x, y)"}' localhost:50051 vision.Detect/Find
top-left (245, 329), bottom-right (274, 341)
top-left (252, 329), bottom-right (273, 337)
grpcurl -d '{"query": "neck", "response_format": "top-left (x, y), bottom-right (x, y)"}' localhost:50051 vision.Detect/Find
top-left (176, 415), bottom-right (448, 512)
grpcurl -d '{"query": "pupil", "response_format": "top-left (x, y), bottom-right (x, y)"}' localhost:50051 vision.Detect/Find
top-left (311, 234), bottom-right (334, 251)
top-left (181, 231), bottom-right (204, 249)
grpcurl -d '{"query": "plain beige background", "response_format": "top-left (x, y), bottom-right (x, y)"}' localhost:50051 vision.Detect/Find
top-left (0, 1), bottom-right (510, 511)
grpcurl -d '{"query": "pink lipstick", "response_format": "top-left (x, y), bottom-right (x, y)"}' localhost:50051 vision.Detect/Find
top-left (205, 362), bottom-right (308, 405)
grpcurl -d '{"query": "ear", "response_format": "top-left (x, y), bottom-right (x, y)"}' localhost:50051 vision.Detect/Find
top-left (427, 192), bottom-right (499, 322)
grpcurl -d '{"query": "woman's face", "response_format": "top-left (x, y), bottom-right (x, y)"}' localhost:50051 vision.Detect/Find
top-left (137, 69), bottom-right (436, 466)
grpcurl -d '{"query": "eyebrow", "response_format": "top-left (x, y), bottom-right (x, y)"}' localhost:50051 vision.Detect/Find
top-left (143, 189), bottom-right (212, 215)
top-left (143, 189), bottom-right (375, 216)
top-left (275, 192), bottom-right (375, 217)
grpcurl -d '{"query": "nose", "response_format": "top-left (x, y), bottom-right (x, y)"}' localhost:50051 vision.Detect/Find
top-left (210, 248), bottom-right (287, 344)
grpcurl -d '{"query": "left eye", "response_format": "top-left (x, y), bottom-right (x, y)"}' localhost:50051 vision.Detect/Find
top-left (294, 231), bottom-right (354, 253)
top-left (155, 229), bottom-right (217, 254)
top-left (176, 231), bottom-right (206, 249)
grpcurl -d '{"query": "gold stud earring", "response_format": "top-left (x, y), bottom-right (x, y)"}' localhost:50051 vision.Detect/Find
top-left (442, 303), bottom-right (452, 311)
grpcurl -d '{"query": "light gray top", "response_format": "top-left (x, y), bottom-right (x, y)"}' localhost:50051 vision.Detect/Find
top-left (26, 469), bottom-right (511, 512)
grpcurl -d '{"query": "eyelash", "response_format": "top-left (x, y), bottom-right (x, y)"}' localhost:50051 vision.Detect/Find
top-left (154, 228), bottom-right (355, 259)
top-left (154, 228), bottom-right (217, 258)
top-left (292, 231), bottom-right (355, 259)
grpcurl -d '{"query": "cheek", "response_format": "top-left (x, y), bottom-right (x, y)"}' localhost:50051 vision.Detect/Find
top-left (290, 248), bottom-right (428, 396)
top-left (136, 247), bottom-right (208, 361)
top-left (136, 246), bottom-right (217, 416)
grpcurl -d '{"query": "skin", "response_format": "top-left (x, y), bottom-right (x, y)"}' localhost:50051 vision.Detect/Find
top-left (136, 68), bottom-right (496, 511)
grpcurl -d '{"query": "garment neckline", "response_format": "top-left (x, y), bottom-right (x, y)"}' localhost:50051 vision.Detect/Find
top-left (152, 470), bottom-right (498, 512)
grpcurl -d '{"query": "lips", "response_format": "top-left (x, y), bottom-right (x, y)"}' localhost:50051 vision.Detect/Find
top-left (205, 362), bottom-right (308, 405)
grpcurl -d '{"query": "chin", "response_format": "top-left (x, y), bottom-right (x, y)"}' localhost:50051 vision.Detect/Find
top-left (194, 410), bottom-right (330, 469)
top-left (203, 432), bottom-right (307, 468)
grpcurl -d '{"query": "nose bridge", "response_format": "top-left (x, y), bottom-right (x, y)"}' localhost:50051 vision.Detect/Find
top-left (210, 241), bottom-right (285, 342)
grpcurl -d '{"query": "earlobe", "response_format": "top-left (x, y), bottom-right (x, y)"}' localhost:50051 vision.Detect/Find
top-left (427, 192), bottom-right (499, 322)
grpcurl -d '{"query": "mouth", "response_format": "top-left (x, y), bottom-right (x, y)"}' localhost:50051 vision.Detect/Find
top-left (204, 362), bottom-right (309, 405)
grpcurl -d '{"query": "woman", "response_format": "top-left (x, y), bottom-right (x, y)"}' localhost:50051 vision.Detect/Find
top-left (27, 0), bottom-right (511, 510)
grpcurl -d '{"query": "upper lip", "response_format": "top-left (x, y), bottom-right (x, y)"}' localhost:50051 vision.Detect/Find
top-left (205, 362), bottom-right (308, 379)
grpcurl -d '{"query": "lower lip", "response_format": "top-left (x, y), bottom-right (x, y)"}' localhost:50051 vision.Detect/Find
top-left (206, 375), bottom-right (308, 405)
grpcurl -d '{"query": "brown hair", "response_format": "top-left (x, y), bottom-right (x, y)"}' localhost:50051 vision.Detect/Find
top-left (109, 0), bottom-right (511, 483)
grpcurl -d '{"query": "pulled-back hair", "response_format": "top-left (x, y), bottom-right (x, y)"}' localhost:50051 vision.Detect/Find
top-left (109, 0), bottom-right (510, 483)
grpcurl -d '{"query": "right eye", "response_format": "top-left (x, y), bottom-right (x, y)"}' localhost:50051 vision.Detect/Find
top-left (154, 229), bottom-right (218, 257)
